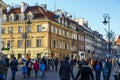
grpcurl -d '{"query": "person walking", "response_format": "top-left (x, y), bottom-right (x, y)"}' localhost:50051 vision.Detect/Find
top-left (0, 55), bottom-right (6, 80)
top-left (93, 58), bottom-right (102, 80)
top-left (75, 60), bottom-right (94, 80)
top-left (26, 58), bottom-right (33, 77)
top-left (59, 57), bottom-right (73, 80)
top-left (102, 64), bottom-right (108, 80)
top-left (33, 60), bottom-right (39, 78)
top-left (20, 62), bottom-right (27, 78)
top-left (112, 60), bottom-right (119, 80)
top-left (10, 57), bottom-right (18, 80)
top-left (54, 58), bottom-right (59, 71)
top-left (105, 59), bottom-right (112, 80)
top-left (4, 55), bottom-right (9, 80)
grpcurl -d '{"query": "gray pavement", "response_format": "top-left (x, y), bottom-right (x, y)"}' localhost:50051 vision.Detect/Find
top-left (6, 65), bottom-right (114, 80)
top-left (6, 65), bottom-right (78, 80)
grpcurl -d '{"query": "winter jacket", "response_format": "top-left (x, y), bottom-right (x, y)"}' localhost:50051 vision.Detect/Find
top-left (0, 61), bottom-right (6, 74)
top-left (75, 65), bottom-right (94, 80)
top-left (10, 59), bottom-right (18, 71)
top-left (59, 61), bottom-right (72, 80)
top-left (112, 62), bottom-right (120, 75)
top-left (34, 62), bottom-right (39, 70)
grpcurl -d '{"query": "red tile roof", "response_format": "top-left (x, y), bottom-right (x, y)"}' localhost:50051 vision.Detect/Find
top-left (116, 36), bottom-right (120, 45)
top-left (2, 5), bottom-right (82, 30)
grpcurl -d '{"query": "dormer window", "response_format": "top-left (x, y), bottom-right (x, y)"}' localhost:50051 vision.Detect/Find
top-left (27, 12), bottom-right (33, 20)
top-left (27, 15), bottom-right (32, 20)
top-left (19, 13), bottom-right (25, 20)
top-left (2, 14), bottom-right (7, 22)
top-left (9, 14), bottom-right (14, 21)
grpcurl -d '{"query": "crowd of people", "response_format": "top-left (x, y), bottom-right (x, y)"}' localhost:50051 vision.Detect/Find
top-left (0, 53), bottom-right (120, 80)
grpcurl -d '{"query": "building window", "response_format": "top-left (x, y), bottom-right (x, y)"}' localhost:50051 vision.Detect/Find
top-left (1, 27), bottom-right (5, 34)
top-left (19, 15), bottom-right (24, 20)
top-left (62, 30), bottom-right (65, 36)
top-left (51, 25), bottom-right (54, 32)
top-left (65, 43), bottom-right (68, 49)
top-left (18, 40), bottom-right (22, 48)
top-left (27, 15), bottom-right (32, 20)
top-left (18, 26), bottom-right (23, 33)
top-left (8, 27), bottom-right (13, 34)
top-left (59, 29), bottom-right (62, 35)
top-left (36, 39), bottom-right (41, 47)
top-left (18, 54), bottom-right (22, 59)
top-left (37, 25), bottom-right (42, 32)
top-left (51, 40), bottom-right (57, 48)
top-left (26, 25), bottom-right (31, 32)
top-left (55, 27), bottom-right (58, 34)
top-left (59, 41), bottom-right (62, 48)
top-left (26, 40), bottom-right (31, 48)
top-left (9, 16), bottom-right (14, 21)
top-left (2, 16), bottom-right (7, 21)
top-left (2, 41), bottom-right (4, 48)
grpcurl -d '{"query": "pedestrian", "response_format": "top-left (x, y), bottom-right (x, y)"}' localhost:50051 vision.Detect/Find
top-left (40, 61), bottom-right (45, 77)
top-left (112, 60), bottom-right (119, 80)
top-left (51, 58), bottom-right (55, 71)
top-left (54, 58), bottom-right (59, 71)
top-left (0, 55), bottom-right (6, 80)
top-left (75, 59), bottom-right (94, 80)
top-left (20, 62), bottom-right (27, 78)
top-left (93, 58), bottom-right (102, 80)
top-left (4, 55), bottom-right (9, 80)
top-left (10, 57), bottom-right (18, 80)
top-left (102, 64), bottom-right (108, 80)
top-left (26, 58), bottom-right (33, 77)
top-left (105, 59), bottom-right (112, 80)
top-left (59, 56), bottom-right (73, 80)
top-left (33, 60), bottom-right (39, 78)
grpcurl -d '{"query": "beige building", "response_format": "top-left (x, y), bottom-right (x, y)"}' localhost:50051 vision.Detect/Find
top-left (0, 0), bottom-right (7, 52)
top-left (1, 3), bottom-right (84, 59)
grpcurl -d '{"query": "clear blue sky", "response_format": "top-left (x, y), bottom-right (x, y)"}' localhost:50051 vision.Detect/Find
top-left (3, 0), bottom-right (120, 38)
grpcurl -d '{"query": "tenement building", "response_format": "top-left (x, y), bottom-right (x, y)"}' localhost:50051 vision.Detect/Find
top-left (1, 3), bottom-right (84, 59)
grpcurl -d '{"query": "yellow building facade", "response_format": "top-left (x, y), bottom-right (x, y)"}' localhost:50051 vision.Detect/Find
top-left (2, 3), bottom-right (84, 59)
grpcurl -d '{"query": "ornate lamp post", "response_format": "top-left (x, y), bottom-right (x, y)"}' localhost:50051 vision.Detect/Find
top-left (103, 13), bottom-right (111, 54)
top-left (23, 20), bottom-right (31, 59)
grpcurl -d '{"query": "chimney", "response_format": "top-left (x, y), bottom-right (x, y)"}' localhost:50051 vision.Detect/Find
top-left (7, 5), bottom-right (12, 13)
top-left (54, 9), bottom-right (62, 16)
top-left (40, 4), bottom-right (47, 11)
top-left (21, 2), bottom-right (28, 13)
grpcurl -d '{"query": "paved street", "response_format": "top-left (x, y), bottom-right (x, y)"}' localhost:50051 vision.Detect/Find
top-left (6, 65), bottom-right (114, 80)
top-left (6, 65), bottom-right (78, 80)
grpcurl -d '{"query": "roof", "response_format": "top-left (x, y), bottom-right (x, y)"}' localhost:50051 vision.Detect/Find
top-left (116, 36), bottom-right (120, 45)
top-left (3, 6), bottom-right (56, 21)
top-left (2, 5), bottom-right (82, 31)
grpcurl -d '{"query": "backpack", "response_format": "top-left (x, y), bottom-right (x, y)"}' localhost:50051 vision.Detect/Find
top-left (95, 62), bottom-right (100, 71)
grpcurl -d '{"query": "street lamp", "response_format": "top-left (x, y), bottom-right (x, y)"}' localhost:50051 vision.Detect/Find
top-left (23, 20), bottom-right (31, 59)
top-left (103, 13), bottom-right (111, 54)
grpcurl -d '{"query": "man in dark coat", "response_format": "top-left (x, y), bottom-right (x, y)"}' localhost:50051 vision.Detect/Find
top-left (105, 59), bottom-right (112, 80)
top-left (75, 60), bottom-right (94, 80)
top-left (10, 57), bottom-right (18, 80)
top-left (59, 57), bottom-right (73, 80)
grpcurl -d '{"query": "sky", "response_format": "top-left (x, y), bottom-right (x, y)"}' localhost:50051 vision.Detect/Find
top-left (3, 0), bottom-right (120, 39)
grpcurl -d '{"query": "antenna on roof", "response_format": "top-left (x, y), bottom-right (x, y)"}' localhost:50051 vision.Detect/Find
top-left (54, 2), bottom-right (56, 11)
